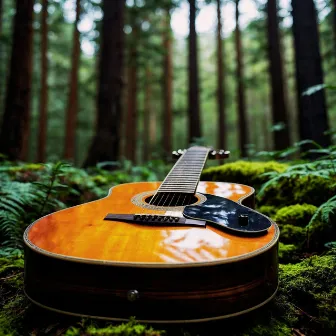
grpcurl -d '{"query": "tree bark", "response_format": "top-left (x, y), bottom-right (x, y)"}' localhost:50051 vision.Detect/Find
top-left (216, 0), bottom-right (226, 151)
top-left (163, 9), bottom-right (173, 158)
top-left (267, 0), bottom-right (291, 150)
top-left (64, 0), bottom-right (81, 161)
top-left (125, 26), bottom-right (138, 163)
top-left (143, 67), bottom-right (151, 162)
top-left (235, 0), bottom-right (248, 157)
top-left (292, 0), bottom-right (330, 148)
top-left (333, 0), bottom-right (336, 55)
top-left (37, 0), bottom-right (49, 162)
top-left (188, 0), bottom-right (201, 144)
top-left (84, 0), bottom-right (125, 167)
top-left (0, 0), bottom-right (34, 161)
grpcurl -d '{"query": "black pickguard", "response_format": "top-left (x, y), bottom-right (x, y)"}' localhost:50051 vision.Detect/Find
top-left (183, 193), bottom-right (272, 235)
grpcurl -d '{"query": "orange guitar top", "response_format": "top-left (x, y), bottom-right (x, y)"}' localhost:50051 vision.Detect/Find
top-left (25, 182), bottom-right (278, 266)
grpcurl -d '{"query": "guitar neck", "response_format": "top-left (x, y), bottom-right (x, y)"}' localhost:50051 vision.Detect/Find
top-left (157, 147), bottom-right (210, 195)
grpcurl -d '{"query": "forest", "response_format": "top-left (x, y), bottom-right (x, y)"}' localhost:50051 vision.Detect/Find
top-left (0, 0), bottom-right (336, 335)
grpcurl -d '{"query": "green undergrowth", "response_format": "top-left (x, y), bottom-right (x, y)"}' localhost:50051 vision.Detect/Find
top-left (0, 251), bottom-right (335, 335)
top-left (0, 155), bottom-right (336, 335)
top-left (201, 161), bottom-right (288, 187)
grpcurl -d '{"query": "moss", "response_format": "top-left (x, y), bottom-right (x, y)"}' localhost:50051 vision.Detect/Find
top-left (279, 224), bottom-right (306, 245)
top-left (241, 318), bottom-right (292, 336)
top-left (0, 254), bottom-right (26, 336)
top-left (257, 205), bottom-right (278, 218)
top-left (201, 161), bottom-right (288, 187)
top-left (278, 243), bottom-right (299, 263)
top-left (64, 319), bottom-right (164, 336)
top-left (259, 175), bottom-right (336, 207)
top-left (277, 252), bottom-right (336, 333)
top-left (274, 204), bottom-right (317, 227)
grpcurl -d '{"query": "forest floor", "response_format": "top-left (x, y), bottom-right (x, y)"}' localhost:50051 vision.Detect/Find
top-left (0, 157), bottom-right (335, 336)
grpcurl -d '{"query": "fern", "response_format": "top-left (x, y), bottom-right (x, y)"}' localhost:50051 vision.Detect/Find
top-left (0, 162), bottom-right (74, 249)
top-left (307, 194), bottom-right (336, 229)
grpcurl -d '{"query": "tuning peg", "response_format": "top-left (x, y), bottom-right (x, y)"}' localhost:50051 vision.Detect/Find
top-left (209, 150), bottom-right (217, 159)
top-left (172, 151), bottom-right (181, 159)
top-left (208, 149), bottom-right (230, 160)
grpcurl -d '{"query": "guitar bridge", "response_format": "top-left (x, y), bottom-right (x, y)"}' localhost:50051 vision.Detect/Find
top-left (104, 214), bottom-right (206, 228)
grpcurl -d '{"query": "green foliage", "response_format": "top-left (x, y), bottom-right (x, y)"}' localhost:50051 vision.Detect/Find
top-left (241, 318), bottom-right (292, 336)
top-left (0, 254), bottom-right (26, 336)
top-left (201, 161), bottom-right (288, 187)
top-left (278, 243), bottom-right (298, 264)
top-left (257, 205), bottom-right (278, 218)
top-left (279, 224), bottom-right (306, 245)
top-left (64, 319), bottom-right (164, 336)
top-left (274, 204), bottom-right (317, 227)
top-left (277, 252), bottom-right (336, 333)
top-left (0, 162), bottom-right (73, 248)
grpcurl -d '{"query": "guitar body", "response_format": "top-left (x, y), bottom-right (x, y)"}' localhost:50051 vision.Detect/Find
top-left (24, 181), bottom-right (279, 323)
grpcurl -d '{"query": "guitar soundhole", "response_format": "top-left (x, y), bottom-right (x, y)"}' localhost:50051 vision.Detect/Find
top-left (145, 193), bottom-right (199, 207)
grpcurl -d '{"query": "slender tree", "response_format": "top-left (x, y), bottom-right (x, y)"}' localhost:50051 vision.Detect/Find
top-left (333, 0), bottom-right (336, 55)
top-left (163, 8), bottom-right (173, 158)
top-left (0, 0), bottom-right (34, 160)
top-left (0, 0), bottom-right (3, 112)
top-left (188, 0), bottom-right (202, 144)
top-left (216, 0), bottom-right (226, 151)
top-left (84, 0), bottom-right (125, 166)
top-left (235, 0), bottom-right (248, 157)
top-left (292, 0), bottom-right (330, 147)
top-left (37, 0), bottom-right (49, 162)
top-left (64, 0), bottom-right (81, 161)
top-left (125, 23), bottom-right (138, 163)
top-left (266, 0), bottom-right (290, 150)
top-left (143, 67), bottom-right (151, 162)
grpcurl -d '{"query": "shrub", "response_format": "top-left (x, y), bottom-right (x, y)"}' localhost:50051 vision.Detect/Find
top-left (201, 161), bottom-right (288, 188)
top-left (274, 204), bottom-right (317, 227)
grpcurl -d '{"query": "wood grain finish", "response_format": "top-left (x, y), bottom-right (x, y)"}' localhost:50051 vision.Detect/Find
top-left (25, 182), bottom-right (275, 265)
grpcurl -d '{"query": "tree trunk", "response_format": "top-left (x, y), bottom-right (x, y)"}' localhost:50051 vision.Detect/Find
top-left (188, 0), bottom-right (201, 144)
top-left (143, 67), bottom-right (151, 162)
top-left (333, 0), bottom-right (336, 55)
top-left (125, 28), bottom-right (138, 163)
top-left (235, 0), bottom-right (248, 157)
top-left (0, 0), bottom-right (34, 161)
top-left (64, 0), bottom-right (81, 161)
top-left (216, 0), bottom-right (226, 151)
top-left (267, 0), bottom-right (291, 150)
top-left (292, 0), bottom-right (330, 148)
top-left (37, 0), bottom-right (49, 163)
top-left (84, 0), bottom-right (125, 167)
top-left (163, 9), bottom-right (173, 158)
top-left (0, 0), bottom-right (3, 115)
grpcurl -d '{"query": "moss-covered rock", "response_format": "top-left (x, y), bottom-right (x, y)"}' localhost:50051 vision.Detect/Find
top-left (201, 161), bottom-right (288, 188)
top-left (279, 224), bottom-right (306, 245)
top-left (278, 243), bottom-right (299, 263)
top-left (257, 205), bottom-right (278, 218)
top-left (274, 204), bottom-right (317, 227)
top-left (258, 175), bottom-right (336, 207)
top-left (276, 251), bottom-right (336, 333)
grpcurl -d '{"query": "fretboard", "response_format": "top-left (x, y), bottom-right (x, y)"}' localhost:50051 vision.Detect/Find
top-left (157, 147), bottom-right (210, 194)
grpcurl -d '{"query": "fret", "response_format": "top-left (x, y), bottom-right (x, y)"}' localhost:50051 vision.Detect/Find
top-left (156, 146), bottom-right (210, 195)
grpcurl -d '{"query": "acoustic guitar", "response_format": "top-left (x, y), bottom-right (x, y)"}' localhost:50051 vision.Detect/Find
top-left (24, 146), bottom-right (279, 323)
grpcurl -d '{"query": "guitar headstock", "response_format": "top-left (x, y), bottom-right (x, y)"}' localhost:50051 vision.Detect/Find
top-left (172, 148), bottom-right (230, 160)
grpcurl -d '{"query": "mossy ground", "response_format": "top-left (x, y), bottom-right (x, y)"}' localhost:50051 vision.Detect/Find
top-left (1, 160), bottom-right (335, 335)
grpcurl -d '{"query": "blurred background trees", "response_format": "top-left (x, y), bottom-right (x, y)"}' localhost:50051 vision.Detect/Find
top-left (0, 0), bottom-right (335, 166)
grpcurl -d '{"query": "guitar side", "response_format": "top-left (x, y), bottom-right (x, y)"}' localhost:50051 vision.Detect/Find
top-left (24, 181), bottom-right (279, 323)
